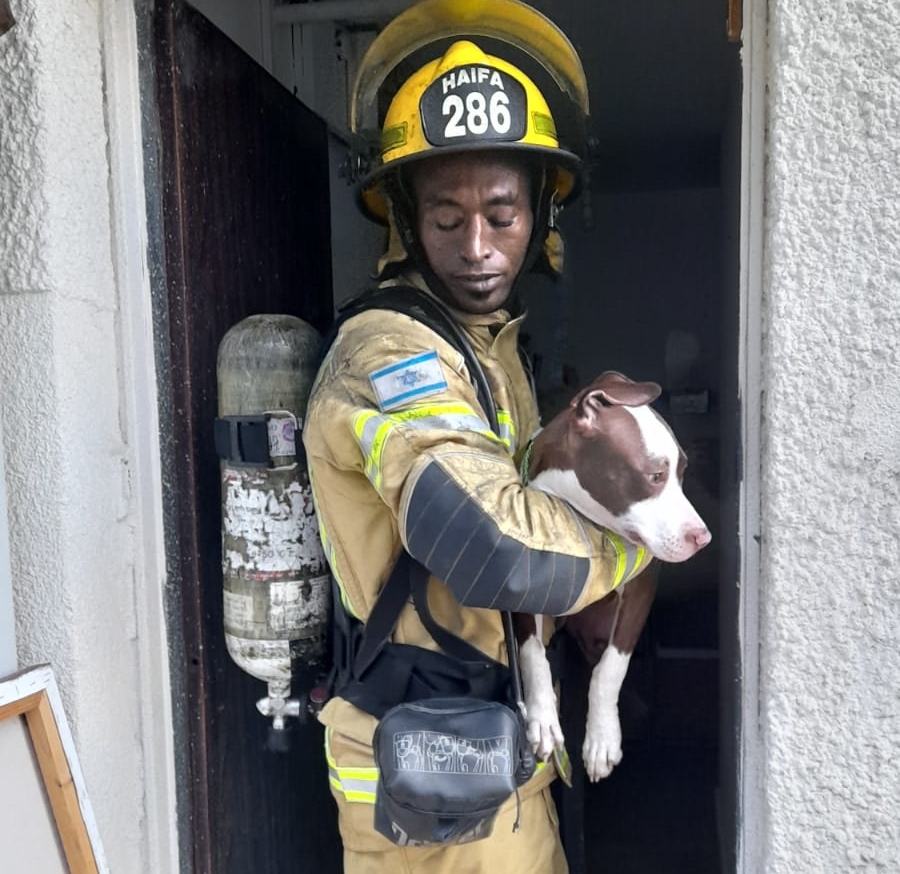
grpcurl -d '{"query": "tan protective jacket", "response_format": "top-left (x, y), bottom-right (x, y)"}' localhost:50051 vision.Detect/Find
top-left (303, 272), bottom-right (648, 847)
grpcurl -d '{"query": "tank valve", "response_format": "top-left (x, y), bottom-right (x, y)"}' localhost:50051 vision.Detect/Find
top-left (256, 679), bottom-right (302, 731)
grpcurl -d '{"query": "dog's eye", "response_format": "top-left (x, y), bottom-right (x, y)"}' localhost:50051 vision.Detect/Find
top-left (649, 472), bottom-right (664, 484)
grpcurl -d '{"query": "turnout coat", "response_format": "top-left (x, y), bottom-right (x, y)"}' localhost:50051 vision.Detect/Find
top-left (303, 270), bottom-right (648, 859)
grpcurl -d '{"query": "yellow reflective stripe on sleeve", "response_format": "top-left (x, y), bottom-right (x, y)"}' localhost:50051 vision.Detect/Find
top-left (352, 402), bottom-right (502, 491)
top-left (325, 728), bottom-right (378, 804)
top-left (608, 532), bottom-right (648, 587)
top-left (330, 556), bottom-right (358, 618)
top-left (497, 409), bottom-right (516, 453)
top-left (353, 409), bottom-right (390, 491)
top-left (390, 401), bottom-right (488, 428)
top-left (313, 503), bottom-right (360, 618)
top-left (310, 471), bottom-right (359, 619)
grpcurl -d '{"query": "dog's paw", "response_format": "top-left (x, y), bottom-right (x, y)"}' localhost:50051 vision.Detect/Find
top-left (582, 711), bottom-right (623, 781)
top-left (525, 697), bottom-right (565, 762)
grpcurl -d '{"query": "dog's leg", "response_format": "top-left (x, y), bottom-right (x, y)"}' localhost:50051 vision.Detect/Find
top-left (583, 564), bottom-right (659, 781)
top-left (517, 614), bottom-right (564, 761)
top-left (582, 595), bottom-right (626, 781)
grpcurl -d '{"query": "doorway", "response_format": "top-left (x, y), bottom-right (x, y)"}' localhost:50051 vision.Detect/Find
top-left (520, 7), bottom-right (740, 868)
top-left (151, 1), bottom-right (746, 871)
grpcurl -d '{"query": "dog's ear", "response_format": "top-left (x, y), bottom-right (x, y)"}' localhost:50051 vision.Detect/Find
top-left (574, 372), bottom-right (662, 416)
top-left (571, 389), bottom-right (611, 434)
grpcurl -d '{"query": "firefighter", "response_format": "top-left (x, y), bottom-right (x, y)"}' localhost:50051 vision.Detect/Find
top-left (303, 6), bottom-right (647, 872)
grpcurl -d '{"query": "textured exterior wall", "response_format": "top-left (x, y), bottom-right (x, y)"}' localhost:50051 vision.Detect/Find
top-left (2, 0), bottom-right (899, 871)
top-left (762, 0), bottom-right (900, 870)
top-left (0, 1), bottom-right (158, 870)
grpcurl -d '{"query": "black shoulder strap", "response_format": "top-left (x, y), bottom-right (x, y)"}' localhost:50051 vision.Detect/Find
top-left (324, 286), bottom-right (499, 428)
top-left (351, 552), bottom-right (415, 677)
top-left (353, 553), bottom-right (492, 678)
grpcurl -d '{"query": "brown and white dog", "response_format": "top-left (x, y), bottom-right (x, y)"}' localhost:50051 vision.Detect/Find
top-left (517, 371), bottom-right (711, 782)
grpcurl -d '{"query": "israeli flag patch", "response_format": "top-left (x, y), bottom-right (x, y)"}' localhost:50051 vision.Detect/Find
top-left (370, 351), bottom-right (448, 412)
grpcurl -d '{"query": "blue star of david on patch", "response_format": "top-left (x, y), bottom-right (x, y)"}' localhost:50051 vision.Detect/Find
top-left (398, 368), bottom-right (426, 388)
top-left (369, 351), bottom-right (448, 411)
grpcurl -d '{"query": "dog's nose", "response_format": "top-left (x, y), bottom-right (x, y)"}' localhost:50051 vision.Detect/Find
top-left (689, 525), bottom-right (712, 550)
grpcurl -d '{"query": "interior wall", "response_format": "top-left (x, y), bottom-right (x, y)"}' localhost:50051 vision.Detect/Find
top-left (186, 0), bottom-right (383, 309)
top-left (327, 131), bottom-right (385, 307)
top-left (186, 0), bottom-right (271, 67)
top-left (526, 189), bottom-right (723, 391)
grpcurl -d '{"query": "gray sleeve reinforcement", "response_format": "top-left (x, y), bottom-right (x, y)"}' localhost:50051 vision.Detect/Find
top-left (404, 460), bottom-right (589, 615)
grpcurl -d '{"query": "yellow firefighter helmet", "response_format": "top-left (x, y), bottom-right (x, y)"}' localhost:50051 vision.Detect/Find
top-left (350, 0), bottom-right (590, 226)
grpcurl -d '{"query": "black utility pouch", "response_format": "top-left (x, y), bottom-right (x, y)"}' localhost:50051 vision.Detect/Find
top-left (372, 697), bottom-right (534, 847)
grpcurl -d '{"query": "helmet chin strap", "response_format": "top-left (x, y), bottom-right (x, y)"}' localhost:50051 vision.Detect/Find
top-left (382, 174), bottom-right (446, 295)
top-left (520, 164), bottom-right (557, 278)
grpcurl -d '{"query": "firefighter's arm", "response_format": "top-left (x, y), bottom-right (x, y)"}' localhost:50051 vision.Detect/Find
top-left (310, 311), bottom-right (648, 617)
top-left (397, 448), bottom-right (648, 616)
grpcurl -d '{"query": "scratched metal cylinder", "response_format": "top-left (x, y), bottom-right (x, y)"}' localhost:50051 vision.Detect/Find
top-left (217, 314), bottom-right (329, 683)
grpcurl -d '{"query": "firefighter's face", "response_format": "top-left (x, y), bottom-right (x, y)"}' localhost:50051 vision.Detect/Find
top-left (411, 152), bottom-right (533, 314)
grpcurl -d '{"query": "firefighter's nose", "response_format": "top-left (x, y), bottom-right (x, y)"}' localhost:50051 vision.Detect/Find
top-left (461, 216), bottom-right (490, 262)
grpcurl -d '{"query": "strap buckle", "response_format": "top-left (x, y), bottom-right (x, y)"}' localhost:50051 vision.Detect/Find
top-left (214, 410), bottom-right (302, 468)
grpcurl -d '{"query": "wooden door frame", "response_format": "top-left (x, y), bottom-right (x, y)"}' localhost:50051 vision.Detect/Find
top-left (139, 2), bottom-right (339, 872)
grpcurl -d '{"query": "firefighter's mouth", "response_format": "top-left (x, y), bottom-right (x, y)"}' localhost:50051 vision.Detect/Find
top-left (455, 273), bottom-right (501, 287)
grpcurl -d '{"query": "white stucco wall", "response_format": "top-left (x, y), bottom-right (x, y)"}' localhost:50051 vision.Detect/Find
top-left (1, 0), bottom-right (899, 871)
top-left (761, 0), bottom-right (900, 870)
top-left (0, 1), bottom-right (176, 871)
